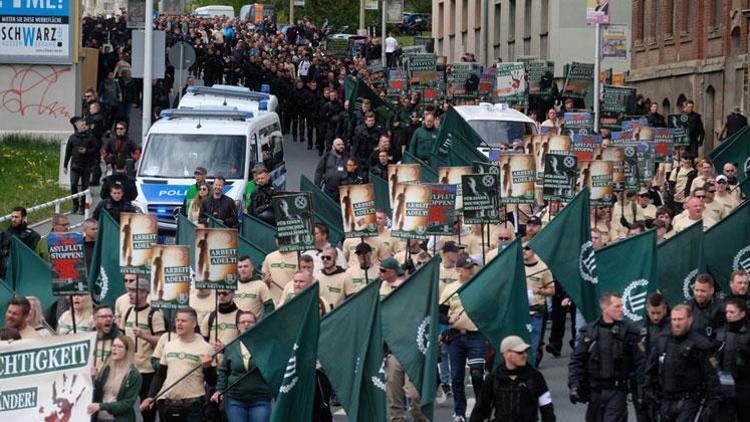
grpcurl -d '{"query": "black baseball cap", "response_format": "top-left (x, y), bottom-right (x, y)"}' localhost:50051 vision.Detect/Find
top-left (527, 216), bottom-right (542, 225)
top-left (442, 241), bottom-right (462, 253)
top-left (355, 243), bottom-right (372, 254)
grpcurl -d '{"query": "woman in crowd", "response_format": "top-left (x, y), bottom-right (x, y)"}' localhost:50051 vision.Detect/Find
top-left (188, 181), bottom-right (210, 224)
top-left (88, 334), bottom-right (143, 422)
top-left (27, 296), bottom-right (53, 336)
top-left (58, 294), bottom-right (94, 334)
top-left (211, 311), bottom-right (273, 422)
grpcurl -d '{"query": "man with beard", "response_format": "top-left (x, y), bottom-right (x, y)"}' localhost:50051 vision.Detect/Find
top-left (0, 206), bottom-right (40, 278)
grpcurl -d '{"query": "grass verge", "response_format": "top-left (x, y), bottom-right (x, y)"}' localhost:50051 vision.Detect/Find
top-left (0, 135), bottom-right (72, 228)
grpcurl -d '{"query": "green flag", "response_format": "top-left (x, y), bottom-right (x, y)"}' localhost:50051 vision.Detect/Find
top-left (710, 126), bottom-right (750, 183)
top-left (88, 211), bottom-right (124, 305)
top-left (431, 107), bottom-right (488, 168)
top-left (528, 190), bottom-right (600, 322)
top-left (0, 279), bottom-right (15, 318)
top-left (458, 240), bottom-right (531, 348)
top-left (241, 214), bottom-right (278, 254)
top-left (4, 236), bottom-right (54, 311)
top-left (300, 175), bottom-right (345, 245)
top-left (381, 257), bottom-right (439, 417)
top-left (703, 201), bottom-right (750, 291)
top-left (403, 151), bottom-right (439, 183)
top-left (241, 283), bottom-right (320, 422)
top-left (596, 230), bottom-right (657, 322)
top-left (369, 172), bottom-right (392, 216)
top-left (656, 221), bottom-right (705, 307)
top-left (319, 281), bottom-right (386, 422)
top-left (175, 214), bottom-right (197, 268)
top-left (345, 78), bottom-right (393, 125)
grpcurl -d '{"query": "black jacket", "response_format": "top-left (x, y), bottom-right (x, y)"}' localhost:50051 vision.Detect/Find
top-left (352, 123), bottom-right (385, 164)
top-left (199, 194), bottom-right (239, 228)
top-left (470, 364), bottom-right (555, 422)
top-left (0, 223), bottom-right (41, 278)
top-left (249, 183), bottom-right (276, 224)
top-left (646, 112), bottom-right (666, 128)
top-left (100, 173), bottom-right (138, 202)
top-left (64, 131), bottom-right (98, 170)
top-left (686, 297), bottom-right (725, 339)
top-left (92, 198), bottom-right (136, 222)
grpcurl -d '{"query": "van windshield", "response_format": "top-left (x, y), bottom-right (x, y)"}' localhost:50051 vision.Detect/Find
top-left (139, 134), bottom-right (247, 179)
top-left (468, 120), bottom-right (536, 147)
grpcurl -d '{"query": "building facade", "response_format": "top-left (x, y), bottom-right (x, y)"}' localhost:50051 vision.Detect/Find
top-left (431, 0), bottom-right (631, 78)
top-left (629, 0), bottom-right (750, 151)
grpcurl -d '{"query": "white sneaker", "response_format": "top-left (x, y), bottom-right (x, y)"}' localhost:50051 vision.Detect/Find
top-left (435, 386), bottom-right (447, 404)
top-left (452, 414), bottom-right (466, 422)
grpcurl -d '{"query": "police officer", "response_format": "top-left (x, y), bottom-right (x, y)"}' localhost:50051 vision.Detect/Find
top-left (633, 293), bottom-right (670, 422)
top-left (643, 304), bottom-right (721, 422)
top-left (721, 270), bottom-right (749, 307)
top-left (714, 298), bottom-right (750, 422)
top-left (686, 273), bottom-right (725, 340)
top-left (469, 336), bottom-right (555, 422)
top-left (568, 293), bottom-right (643, 422)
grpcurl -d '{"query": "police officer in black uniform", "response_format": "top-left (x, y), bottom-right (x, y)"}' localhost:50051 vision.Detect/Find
top-left (714, 298), bottom-right (750, 422)
top-left (633, 293), bottom-right (670, 422)
top-left (568, 293), bottom-right (643, 422)
top-left (686, 273), bottom-right (725, 340)
top-left (643, 303), bottom-right (721, 422)
top-left (721, 270), bottom-right (750, 307)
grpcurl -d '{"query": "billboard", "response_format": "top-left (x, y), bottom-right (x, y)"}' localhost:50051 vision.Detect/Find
top-left (0, 0), bottom-right (75, 64)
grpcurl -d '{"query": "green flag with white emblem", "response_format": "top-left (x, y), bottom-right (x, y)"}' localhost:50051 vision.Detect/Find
top-left (4, 236), bottom-right (54, 312)
top-left (381, 257), bottom-right (439, 418)
top-left (656, 221), bottom-right (705, 307)
top-left (241, 283), bottom-right (320, 422)
top-left (319, 281), bottom-right (386, 422)
top-left (596, 230), bottom-right (657, 322)
top-left (528, 189), bottom-right (601, 322)
top-left (703, 201), bottom-right (750, 292)
top-left (458, 240), bottom-right (531, 348)
top-left (88, 211), bottom-right (124, 305)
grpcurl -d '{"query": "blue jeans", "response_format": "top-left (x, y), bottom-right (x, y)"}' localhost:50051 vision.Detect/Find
top-left (225, 397), bottom-right (272, 422)
top-left (447, 332), bottom-right (486, 417)
top-left (530, 315), bottom-right (544, 353)
top-left (439, 343), bottom-right (451, 384)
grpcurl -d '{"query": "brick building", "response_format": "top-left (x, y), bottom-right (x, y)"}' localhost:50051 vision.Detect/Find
top-left (629, 0), bottom-right (750, 151)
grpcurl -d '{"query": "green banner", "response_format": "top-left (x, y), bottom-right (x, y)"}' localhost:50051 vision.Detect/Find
top-left (381, 258), bottom-right (440, 417)
top-left (88, 212), bottom-right (124, 305)
top-left (657, 221), bottom-right (704, 307)
top-left (703, 201), bottom-right (750, 291)
top-left (319, 281), bottom-right (386, 422)
top-left (272, 193), bottom-right (316, 253)
top-left (709, 126), bottom-right (750, 186)
top-left (5, 236), bottom-right (55, 313)
top-left (241, 284), bottom-right (320, 422)
top-left (241, 214), bottom-right (278, 255)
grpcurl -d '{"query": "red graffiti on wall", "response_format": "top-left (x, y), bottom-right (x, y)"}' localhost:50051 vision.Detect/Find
top-left (0, 65), bottom-right (73, 120)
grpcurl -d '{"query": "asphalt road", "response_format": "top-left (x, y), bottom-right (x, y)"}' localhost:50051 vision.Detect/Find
top-left (27, 85), bottom-right (635, 421)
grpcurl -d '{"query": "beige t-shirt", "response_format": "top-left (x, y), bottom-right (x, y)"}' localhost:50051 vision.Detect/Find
top-left (379, 278), bottom-right (403, 300)
top-left (439, 280), bottom-right (479, 332)
top-left (671, 213), bottom-right (703, 233)
top-left (345, 265), bottom-right (380, 291)
top-left (464, 232), bottom-right (496, 256)
top-left (342, 237), bottom-right (383, 267)
top-left (235, 279), bottom-right (274, 318)
top-left (317, 269), bottom-right (353, 309)
top-left (393, 250), bottom-right (432, 270)
top-left (189, 289), bottom-right (216, 325)
top-left (376, 228), bottom-right (404, 258)
top-left (200, 308), bottom-right (239, 346)
top-left (669, 166), bottom-right (693, 202)
top-left (158, 334), bottom-right (213, 400)
top-left (115, 293), bottom-right (130, 324)
top-left (18, 324), bottom-right (41, 339)
top-left (57, 310), bottom-right (94, 335)
top-left (702, 200), bottom-right (725, 228)
top-left (525, 260), bottom-right (553, 308)
top-left (123, 305), bottom-right (166, 373)
top-left (261, 250), bottom-right (299, 303)
top-left (715, 193), bottom-right (740, 215)
top-left (438, 264), bottom-right (460, 296)
top-left (278, 282), bottom-right (331, 310)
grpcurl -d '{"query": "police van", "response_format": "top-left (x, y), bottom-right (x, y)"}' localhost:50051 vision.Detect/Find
top-left (178, 84), bottom-right (279, 113)
top-left (453, 103), bottom-right (538, 154)
top-left (134, 107), bottom-right (285, 231)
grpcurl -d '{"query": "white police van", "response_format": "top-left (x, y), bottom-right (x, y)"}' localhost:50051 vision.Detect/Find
top-left (453, 103), bottom-right (538, 154)
top-left (178, 84), bottom-right (279, 113)
top-left (134, 107), bottom-right (285, 230)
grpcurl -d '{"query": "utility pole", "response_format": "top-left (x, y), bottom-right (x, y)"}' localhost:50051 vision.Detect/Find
top-left (142, 0), bottom-right (153, 142)
top-left (289, 0), bottom-right (294, 26)
top-left (358, 0), bottom-right (366, 35)
top-left (381, 0), bottom-right (386, 65)
top-left (593, 22), bottom-right (601, 133)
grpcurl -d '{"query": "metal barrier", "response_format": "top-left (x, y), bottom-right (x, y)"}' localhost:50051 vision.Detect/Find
top-left (0, 189), bottom-right (93, 228)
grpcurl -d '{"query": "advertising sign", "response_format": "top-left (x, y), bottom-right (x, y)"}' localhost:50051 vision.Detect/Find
top-left (119, 213), bottom-right (157, 274)
top-left (272, 193), bottom-right (315, 253)
top-left (48, 232), bottom-right (87, 295)
top-left (194, 228), bottom-right (238, 289)
top-left (586, 0), bottom-right (610, 24)
top-left (339, 184), bottom-right (378, 238)
top-left (150, 245), bottom-right (190, 309)
top-left (593, 145), bottom-right (625, 191)
top-left (601, 25), bottom-right (627, 59)
top-left (0, 0), bottom-right (75, 64)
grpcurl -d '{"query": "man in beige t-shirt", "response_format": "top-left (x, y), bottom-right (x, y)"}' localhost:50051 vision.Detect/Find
top-left (345, 242), bottom-right (380, 291)
top-left (342, 236), bottom-right (383, 268)
top-left (235, 256), bottom-right (274, 318)
top-left (316, 246), bottom-right (353, 309)
top-left (672, 195), bottom-right (706, 233)
top-left (438, 241), bottom-right (461, 296)
top-left (189, 287), bottom-right (216, 325)
top-left (141, 307), bottom-right (214, 420)
top-left (700, 182), bottom-right (725, 228)
top-left (374, 209), bottom-right (404, 258)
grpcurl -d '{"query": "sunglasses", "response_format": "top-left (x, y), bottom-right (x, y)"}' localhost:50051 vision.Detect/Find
top-left (379, 268), bottom-right (389, 273)
top-left (498, 236), bottom-right (511, 241)
top-left (716, 180), bottom-right (727, 184)
top-left (695, 195), bottom-right (706, 198)
top-left (116, 127), bottom-right (126, 130)
top-left (708, 190), bottom-right (716, 193)
top-left (321, 256), bottom-right (334, 261)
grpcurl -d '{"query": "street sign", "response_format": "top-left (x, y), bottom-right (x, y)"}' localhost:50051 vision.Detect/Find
top-left (169, 41), bottom-right (196, 70)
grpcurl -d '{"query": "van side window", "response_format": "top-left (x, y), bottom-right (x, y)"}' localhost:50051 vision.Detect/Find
top-left (250, 133), bottom-right (259, 174)
top-left (270, 122), bottom-right (283, 167)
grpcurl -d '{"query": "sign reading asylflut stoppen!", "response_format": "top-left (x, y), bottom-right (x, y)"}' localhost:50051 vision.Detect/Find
top-left (0, 333), bottom-right (95, 419)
